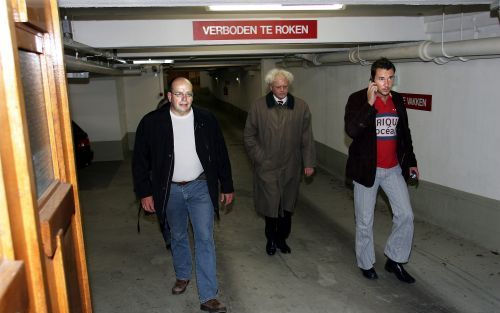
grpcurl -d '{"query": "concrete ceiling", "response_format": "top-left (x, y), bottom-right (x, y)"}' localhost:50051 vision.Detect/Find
top-left (58, 0), bottom-right (493, 8)
top-left (59, 0), bottom-right (497, 73)
top-left (60, 1), bottom-right (492, 20)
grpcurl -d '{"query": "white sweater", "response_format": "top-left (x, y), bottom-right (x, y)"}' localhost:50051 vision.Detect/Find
top-left (170, 110), bottom-right (204, 182)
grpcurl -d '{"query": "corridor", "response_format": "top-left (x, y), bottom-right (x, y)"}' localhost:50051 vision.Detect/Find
top-left (76, 99), bottom-right (500, 313)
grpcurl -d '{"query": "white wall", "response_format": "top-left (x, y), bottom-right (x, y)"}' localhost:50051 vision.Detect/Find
top-left (278, 58), bottom-right (500, 201)
top-left (425, 12), bottom-right (500, 42)
top-left (116, 78), bottom-right (127, 138)
top-left (123, 72), bottom-right (164, 134)
top-left (72, 17), bottom-right (426, 49)
top-left (69, 71), bottom-right (164, 154)
top-left (210, 57), bottom-right (500, 201)
top-left (68, 78), bottom-right (122, 141)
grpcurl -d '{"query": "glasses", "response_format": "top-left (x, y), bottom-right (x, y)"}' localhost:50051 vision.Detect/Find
top-left (172, 92), bottom-right (194, 98)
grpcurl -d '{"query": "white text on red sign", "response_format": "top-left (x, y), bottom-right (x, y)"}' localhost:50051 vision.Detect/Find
top-left (193, 20), bottom-right (317, 40)
top-left (401, 93), bottom-right (432, 111)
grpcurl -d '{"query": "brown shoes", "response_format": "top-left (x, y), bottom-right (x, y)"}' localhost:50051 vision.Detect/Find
top-left (200, 299), bottom-right (227, 313)
top-left (172, 281), bottom-right (226, 312)
top-left (171, 279), bottom-right (189, 295)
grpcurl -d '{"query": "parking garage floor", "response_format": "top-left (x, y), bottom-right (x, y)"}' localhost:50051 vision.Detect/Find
top-left (76, 99), bottom-right (500, 313)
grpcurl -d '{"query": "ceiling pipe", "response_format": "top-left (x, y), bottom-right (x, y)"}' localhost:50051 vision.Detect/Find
top-left (62, 15), bottom-right (130, 75)
top-left (65, 55), bottom-right (123, 75)
top-left (64, 38), bottom-right (115, 59)
top-left (294, 37), bottom-right (500, 66)
top-left (61, 15), bottom-right (115, 60)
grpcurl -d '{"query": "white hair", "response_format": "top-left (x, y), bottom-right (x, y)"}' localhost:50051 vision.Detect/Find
top-left (265, 68), bottom-right (294, 86)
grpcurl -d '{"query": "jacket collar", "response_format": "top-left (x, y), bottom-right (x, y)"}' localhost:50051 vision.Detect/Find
top-left (192, 106), bottom-right (206, 130)
top-left (266, 92), bottom-right (295, 109)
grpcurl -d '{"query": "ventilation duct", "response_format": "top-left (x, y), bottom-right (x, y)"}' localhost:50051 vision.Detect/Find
top-left (64, 38), bottom-right (115, 60)
top-left (65, 55), bottom-right (123, 75)
top-left (62, 16), bottom-right (132, 75)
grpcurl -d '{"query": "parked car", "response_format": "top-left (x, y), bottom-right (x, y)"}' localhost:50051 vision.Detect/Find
top-left (72, 121), bottom-right (94, 168)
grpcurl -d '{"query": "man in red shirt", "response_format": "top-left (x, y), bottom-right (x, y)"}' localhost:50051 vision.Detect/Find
top-left (344, 58), bottom-right (419, 283)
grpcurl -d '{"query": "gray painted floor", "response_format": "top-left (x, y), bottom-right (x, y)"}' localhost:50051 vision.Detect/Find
top-left (77, 102), bottom-right (500, 313)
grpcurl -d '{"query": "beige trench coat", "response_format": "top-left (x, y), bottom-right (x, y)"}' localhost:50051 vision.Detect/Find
top-left (244, 92), bottom-right (316, 218)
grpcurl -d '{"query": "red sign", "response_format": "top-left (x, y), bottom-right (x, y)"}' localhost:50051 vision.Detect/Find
top-left (193, 20), bottom-right (317, 40)
top-left (401, 93), bottom-right (432, 111)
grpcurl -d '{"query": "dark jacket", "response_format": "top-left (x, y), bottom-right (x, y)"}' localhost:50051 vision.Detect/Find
top-left (344, 88), bottom-right (417, 187)
top-left (132, 105), bottom-right (234, 227)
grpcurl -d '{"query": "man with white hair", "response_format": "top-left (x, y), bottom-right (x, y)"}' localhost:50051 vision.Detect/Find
top-left (244, 68), bottom-right (316, 256)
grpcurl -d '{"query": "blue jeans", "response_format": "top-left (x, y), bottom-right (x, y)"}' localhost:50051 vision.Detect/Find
top-left (161, 223), bottom-right (171, 248)
top-left (353, 165), bottom-right (414, 270)
top-left (165, 180), bottom-right (217, 303)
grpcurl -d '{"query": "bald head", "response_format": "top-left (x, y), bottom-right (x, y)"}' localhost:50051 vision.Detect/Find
top-left (170, 77), bottom-right (192, 90)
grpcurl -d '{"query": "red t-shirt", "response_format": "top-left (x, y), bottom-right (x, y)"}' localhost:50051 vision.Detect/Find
top-left (374, 95), bottom-right (398, 168)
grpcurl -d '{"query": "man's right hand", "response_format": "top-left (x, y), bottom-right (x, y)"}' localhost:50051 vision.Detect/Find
top-left (367, 82), bottom-right (378, 106)
top-left (141, 196), bottom-right (155, 213)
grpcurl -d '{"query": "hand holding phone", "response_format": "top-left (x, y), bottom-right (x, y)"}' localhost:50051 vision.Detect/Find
top-left (408, 167), bottom-right (419, 186)
top-left (367, 79), bottom-right (378, 106)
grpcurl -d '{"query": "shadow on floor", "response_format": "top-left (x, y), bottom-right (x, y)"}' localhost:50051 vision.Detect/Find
top-left (77, 161), bottom-right (122, 190)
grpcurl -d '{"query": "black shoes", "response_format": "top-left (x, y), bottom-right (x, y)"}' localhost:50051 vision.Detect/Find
top-left (360, 259), bottom-right (415, 283)
top-left (266, 240), bottom-right (276, 255)
top-left (384, 259), bottom-right (416, 284)
top-left (267, 240), bottom-right (291, 255)
top-left (276, 240), bottom-right (291, 254)
top-left (360, 267), bottom-right (378, 280)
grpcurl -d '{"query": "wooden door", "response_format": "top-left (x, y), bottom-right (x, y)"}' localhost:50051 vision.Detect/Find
top-left (0, 0), bottom-right (92, 312)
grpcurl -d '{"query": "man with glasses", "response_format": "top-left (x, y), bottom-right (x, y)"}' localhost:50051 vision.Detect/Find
top-left (133, 77), bottom-right (234, 312)
top-left (244, 68), bottom-right (316, 256)
top-left (344, 57), bottom-right (419, 283)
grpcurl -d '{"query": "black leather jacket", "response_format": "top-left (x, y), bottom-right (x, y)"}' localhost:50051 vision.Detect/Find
top-left (132, 104), bottom-right (234, 226)
top-left (344, 89), bottom-right (417, 187)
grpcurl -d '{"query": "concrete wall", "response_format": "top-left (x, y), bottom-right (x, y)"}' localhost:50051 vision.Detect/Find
top-left (123, 71), bottom-right (164, 150)
top-left (211, 57), bottom-right (500, 252)
top-left (206, 68), bottom-right (262, 113)
top-left (68, 69), bottom-right (164, 159)
top-left (68, 77), bottom-right (128, 161)
top-left (65, 8), bottom-right (500, 251)
top-left (289, 60), bottom-right (500, 202)
top-left (214, 58), bottom-right (500, 202)
top-left (67, 57), bottom-right (500, 251)
top-left (425, 11), bottom-right (500, 42)
top-left (72, 17), bottom-right (426, 48)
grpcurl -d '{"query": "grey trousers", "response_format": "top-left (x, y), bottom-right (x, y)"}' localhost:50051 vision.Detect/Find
top-left (353, 165), bottom-right (414, 270)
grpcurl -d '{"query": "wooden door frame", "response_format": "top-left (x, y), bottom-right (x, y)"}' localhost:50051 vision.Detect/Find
top-left (0, 0), bottom-right (92, 312)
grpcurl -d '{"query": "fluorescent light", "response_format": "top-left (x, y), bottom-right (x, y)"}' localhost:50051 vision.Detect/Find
top-left (132, 59), bottom-right (174, 65)
top-left (67, 72), bottom-right (89, 79)
top-left (208, 4), bottom-right (281, 11)
top-left (207, 4), bottom-right (344, 11)
top-left (282, 4), bottom-right (344, 10)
